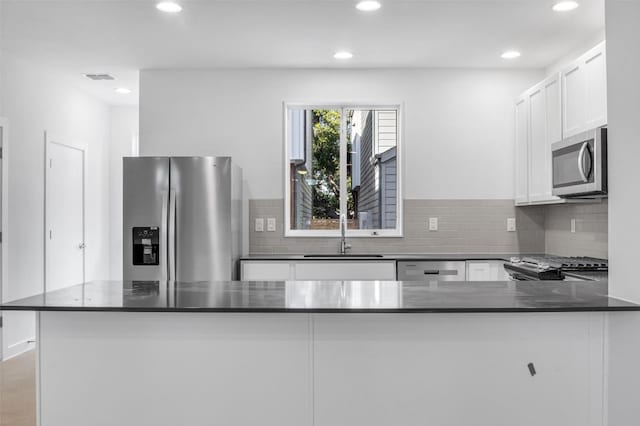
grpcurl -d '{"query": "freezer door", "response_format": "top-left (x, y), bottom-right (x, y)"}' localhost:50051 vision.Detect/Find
top-left (123, 157), bottom-right (170, 281)
top-left (170, 157), bottom-right (232, 281)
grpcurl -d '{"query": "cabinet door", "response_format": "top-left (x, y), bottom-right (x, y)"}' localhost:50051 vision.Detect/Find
top-left (466, 261), bottom-right (509, 281)
top-left (584, 42), bottom-right (607, 130)
top-left (563, 41), bottom-right (607, 138)
top-left (241, 261), bottom-right (293, 281)
top-left (514, 96), bottom-right (529, 205)
top-left (294, 261), bottom-right (396, 280)
top-left (528, 74), bottom-right (562, 203)
top-left (562, 62), bottom-right (586, 138)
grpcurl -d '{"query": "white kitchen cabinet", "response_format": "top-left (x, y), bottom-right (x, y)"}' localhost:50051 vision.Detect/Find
top-left (466, 260), bottom-right (510, 281)
top-left (527, 73), bottom-right (563, 204)
top-left (515, 42), bottom-right (607, 207)
top-left (240, 260), bottom-right (396, 281)
top-left (515, 74), bottom-right (563, 206)
top-left (294, 261), bottom-right (396, 280)
top-left (514, 95), bottom-right (529, 205)
top-left (241, 261), bottom-right (294, 281)
top-left (562, 41), bottom-right (607, 138)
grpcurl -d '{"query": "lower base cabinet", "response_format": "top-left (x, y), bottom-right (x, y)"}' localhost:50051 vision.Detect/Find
top-left (241, 260), bottom-right (396, 281)
top-left (241, 261), bottom-right (294, 281)
top-left (466, 260), bottom-right (510, 281)
top-left (241, 260), bottom-right (512, 281)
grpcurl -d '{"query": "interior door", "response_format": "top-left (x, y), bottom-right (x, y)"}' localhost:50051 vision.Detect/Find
top-left (46, 140), bottom-right (85, 292)
top-left (170, 157), bottom-right (231, 282)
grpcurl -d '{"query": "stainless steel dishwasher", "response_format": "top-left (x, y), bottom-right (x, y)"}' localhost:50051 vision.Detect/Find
top-left (397, 261), bottom-right (466, 281)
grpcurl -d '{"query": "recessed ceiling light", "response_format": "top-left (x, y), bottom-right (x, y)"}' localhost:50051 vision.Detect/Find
top-left (334, 51), bottom-right (354, 60)
top-left (356, 1), bottom-right (381, 12)
top-left (552, 1), bottom-right (579, 12)
top-left (115, 88), bottom-right (133, 94)
top-left (156, 2), bottom-right (182, 13)
top-left (501, 50), bottom-right (521, 60)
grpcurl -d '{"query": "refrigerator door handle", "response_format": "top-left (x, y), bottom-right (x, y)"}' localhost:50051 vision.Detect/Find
top-left (168, 189), bottom-right (177, 281)
top-left (160, 190), bottom-right (169, 282)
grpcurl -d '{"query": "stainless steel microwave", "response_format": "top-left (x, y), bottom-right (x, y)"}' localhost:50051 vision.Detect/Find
top-left (551, 127), bottom-right (607, 198)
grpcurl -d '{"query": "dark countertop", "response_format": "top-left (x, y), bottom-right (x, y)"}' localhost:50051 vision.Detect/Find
top-left (240, 253), bottom-right (538, 262)
top-left (1, 280), bottom-right (637, 313)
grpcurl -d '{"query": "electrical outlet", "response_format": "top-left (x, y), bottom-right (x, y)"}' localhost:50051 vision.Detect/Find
top-left (507, 218), bottom-right (516, 232)
top-left (267, 218), bottom-right (276, 232)
top-left (571, 218), bottom-right (576, 233)
top-left (255, 218), bottom-right (264, 232)
top-left (428, 217), bottom-right (438, 231)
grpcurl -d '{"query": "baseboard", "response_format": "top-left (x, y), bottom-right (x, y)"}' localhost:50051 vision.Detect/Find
top-left (3, 337), bottom-right (36, 361)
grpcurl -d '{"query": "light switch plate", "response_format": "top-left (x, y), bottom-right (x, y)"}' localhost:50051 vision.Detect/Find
top-left (571, 218), bottom-right (576, 233)
top-left (428, 217), bottom-right (438, 231)
top-left (507, 218), bottom-right (516, 232)
top-left (255, 218), bottom-right (264, 232)
top-left (267, 218), bottom-right (276, 232)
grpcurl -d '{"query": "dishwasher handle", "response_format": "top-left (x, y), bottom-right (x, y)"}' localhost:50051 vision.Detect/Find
top-left (426, 269), bottom-right (460, 276)
top-left (397, 261), bottom-right (466, 281)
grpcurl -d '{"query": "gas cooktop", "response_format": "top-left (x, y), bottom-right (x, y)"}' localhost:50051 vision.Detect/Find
top-left (520, 256), bottom-right (608, 271)
top-left (504, 256), bottom-right (608, 281)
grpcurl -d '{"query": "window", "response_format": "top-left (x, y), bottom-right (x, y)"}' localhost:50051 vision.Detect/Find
top-left (285, 104), bottom-right (402, 237)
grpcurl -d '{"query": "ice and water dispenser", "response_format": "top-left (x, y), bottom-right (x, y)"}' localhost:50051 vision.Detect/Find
top-left (132, 227), bottom-right (160, 265)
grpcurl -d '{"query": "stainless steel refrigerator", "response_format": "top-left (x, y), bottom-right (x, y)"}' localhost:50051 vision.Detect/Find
top-left (123, 157), bottom-right (242, 282)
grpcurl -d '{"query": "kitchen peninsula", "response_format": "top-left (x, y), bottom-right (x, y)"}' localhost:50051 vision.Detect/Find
top-left (3, 280), bottom-right (638, 426)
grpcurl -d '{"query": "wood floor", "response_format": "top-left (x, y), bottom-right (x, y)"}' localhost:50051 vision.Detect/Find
top-left (0, 350), bottom-right (36, 426)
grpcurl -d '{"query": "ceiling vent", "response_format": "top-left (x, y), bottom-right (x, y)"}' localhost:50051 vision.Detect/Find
top-left (84, 73), bottom-right (115, 81)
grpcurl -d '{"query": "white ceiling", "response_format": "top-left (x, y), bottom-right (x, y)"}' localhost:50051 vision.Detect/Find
top-left (0, 0), bottom-right (605, 106)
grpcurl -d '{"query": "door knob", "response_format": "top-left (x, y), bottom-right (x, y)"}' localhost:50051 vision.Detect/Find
top-left (78, 243), bottom-right (86, 249)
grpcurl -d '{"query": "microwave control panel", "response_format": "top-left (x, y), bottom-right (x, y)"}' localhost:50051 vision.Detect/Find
top-left (132, 227), bottom-right (160, 266)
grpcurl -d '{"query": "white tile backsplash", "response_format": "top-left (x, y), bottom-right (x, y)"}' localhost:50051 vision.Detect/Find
top-left (249, 199), bottom-right (547, 255)
top-left (544, 201), bottom-right (608, 259)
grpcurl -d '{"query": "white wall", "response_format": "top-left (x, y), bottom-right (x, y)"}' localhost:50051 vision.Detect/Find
top-left (545, 29), bottom-right (606, 76)
top-left (0, 55), bottom-right (112, 359)
top-left (606, 0), bottom-right (640, 303)
top-left (109, 106), bottom-right (139, 280)
top-left (605, 1), bottom-right (640, 425)
top-left (140, 68), bottom-right (543, 201)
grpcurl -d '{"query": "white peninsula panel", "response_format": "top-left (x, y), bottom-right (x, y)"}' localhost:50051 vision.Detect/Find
top-left (313, 313), bottom-right (604, 426)
top-left (34, 308), bottom-right (608, 426)
top-left (38, 312), bottom-right (312, 426)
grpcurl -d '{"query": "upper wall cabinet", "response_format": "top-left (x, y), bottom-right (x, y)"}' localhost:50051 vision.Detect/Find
top-left (514, 73), bottom-right (563, 206)
top-left (528, 73), bottom-right (562, 204)
top-left (562, 41), bottom-right (607, 138)
top-left (515, 41), bottom-right (607, 207)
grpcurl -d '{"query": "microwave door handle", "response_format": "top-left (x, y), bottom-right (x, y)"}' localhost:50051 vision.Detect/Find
top-left (578, 142), bottom-right (589, 183)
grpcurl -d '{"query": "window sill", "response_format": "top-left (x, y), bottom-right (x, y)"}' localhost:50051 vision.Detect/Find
top-left (284, 230), bottom-right (403, 238)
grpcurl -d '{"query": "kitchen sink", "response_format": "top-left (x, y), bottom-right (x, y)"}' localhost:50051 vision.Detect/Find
top-left (303, 254), bottom-right (385, 258)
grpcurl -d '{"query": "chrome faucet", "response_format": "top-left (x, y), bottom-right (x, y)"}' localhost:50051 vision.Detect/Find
top-left (340, 214), bottom-right (351, 255)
